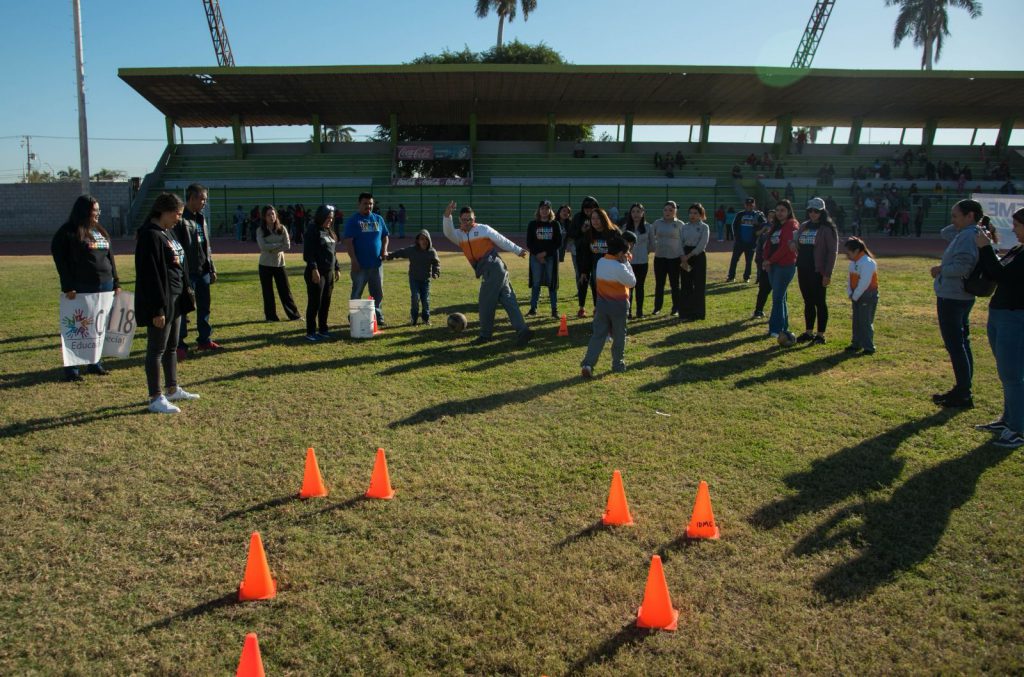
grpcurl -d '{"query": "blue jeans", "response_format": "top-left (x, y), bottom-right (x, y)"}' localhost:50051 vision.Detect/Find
top-left (410, 277), bottom-right (431, 323)
top-left (350, 266), bottom-right (384, 323)
top-left (936, 297), bottom-right (975, 397)
top-left (529, 255), bottom-right (557, 313)
top-left (179, 272), bottom-right (212, 348)
top-left (767, 264), bottom-right (796, 335)
top-left (988, 308), bottom-right (1024, 433)
top-left (65, 280), bottom-right (113, 377)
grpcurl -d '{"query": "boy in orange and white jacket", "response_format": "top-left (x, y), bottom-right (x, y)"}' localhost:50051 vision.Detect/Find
top-left (844, 236), bottom-right (878, 355)
top-left (581, 234), bottom-right (636, 376)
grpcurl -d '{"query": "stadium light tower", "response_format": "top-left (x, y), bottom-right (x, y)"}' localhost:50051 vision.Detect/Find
top-left (791, 0), bottom-right (836, 69)
top-left (202, 0), bottom-right (235, 67)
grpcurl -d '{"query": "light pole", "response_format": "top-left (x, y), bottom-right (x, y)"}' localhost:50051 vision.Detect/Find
top-left (72, 0), bottom-right (90, 194)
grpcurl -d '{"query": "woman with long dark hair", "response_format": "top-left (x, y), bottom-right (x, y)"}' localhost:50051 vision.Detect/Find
top-left (795, 197), bottom-right (839, 344)
top-left (256, 205), bottom-right (301, 322)
top-left (571, 196), bottom-right (600, 317)
top-left (763, 199), bottom-right (800, 338)
top-left (135, 193), bottom-right (200, 414)
top-left (526, 200), bottom-right (561, 318)
top-left (651, 201), bottom-right (684, 316)
top-left (578, 208), bottom-right (622, 307)
top-left (678, 202), bottom-right (711, 321)
top-left (303, 205), bottom-right (341, 341)
top-left (623, 203), bottom-right (654, 318)
top-left (51, 195), bottom-right (121, 381)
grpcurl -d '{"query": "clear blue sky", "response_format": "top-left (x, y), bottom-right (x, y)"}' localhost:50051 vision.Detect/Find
top-left (1, 0), bottom-right (1022, 182)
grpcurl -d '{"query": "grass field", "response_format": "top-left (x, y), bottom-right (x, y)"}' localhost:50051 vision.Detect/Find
top-left (0, 251), bottom-right (1021, 675)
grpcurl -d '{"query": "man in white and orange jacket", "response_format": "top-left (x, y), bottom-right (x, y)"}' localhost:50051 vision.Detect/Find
top-left (443, 200), bottom-right (533, 346)
top-left (581, 234), bottom-right (636, 376)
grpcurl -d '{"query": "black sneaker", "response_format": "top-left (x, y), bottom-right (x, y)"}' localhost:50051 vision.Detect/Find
top-left (844, 345), bottom-right (859, 353)
top-left (87, 364), bottom-right (110, 376)
top-left (515, 328), bottom-right (535, 347)
top-left (974, 420), bottom-right (1009, 433)
top-left (811, 334), bottom-right (826, 345)
top-left (796, 331), bottom-right (815, 343)
top-left (941, 396), bottom-right (974, 409)
top-left (751, 311), bottom-right (765, 319)
top-left (993, 429), bottom-right (1024, 449)
top-left (932, 389), bottom-right (957, 404)
top-left (526, 309), bottom-right (537, 317)
top-left (64, 371), bottom-right (84, 382)
top-left (470, 336), bottom-right (493, 346)
top-left (861, 349), bottom-right (876, 356)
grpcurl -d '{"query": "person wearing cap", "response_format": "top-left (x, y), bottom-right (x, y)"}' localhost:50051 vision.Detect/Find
top-left (571, 196), bottom-right (600, 317)
top-left (651, 201), bottom-right (685, 316)
top-left (303, 205), bottom-right (341, 341)
top-left (727, 197), bottom-right (767, 283)
top-left (580, 232), bottom-right (635, 377)
top-left (794, 197), bottom-right (839, 345)
top-left (342, 192), bottom-right (389, 328)
top-left (678, 203), bottom-right (711, 321)
top-left (526, 200), bottom-right (562, 318)
top-left (442, 200), bottom-right (534, 347)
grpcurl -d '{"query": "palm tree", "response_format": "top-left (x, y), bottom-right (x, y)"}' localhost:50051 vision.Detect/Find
top-left (886, 0), bottom-right (982, 70)
top-left (91, 168), bottom-right (126, 181)
top-left (214, 136), bottom-right (228, 144)
top-left (323, 125), bottom-right (357, 143)
top-left (57, 166), bottom-right (81, 182)
top-left (475, 0), bottom-right (537, 52)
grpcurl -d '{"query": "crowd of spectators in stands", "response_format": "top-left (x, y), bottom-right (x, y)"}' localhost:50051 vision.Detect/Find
top-left (654, 150), bottom-right (687, 177)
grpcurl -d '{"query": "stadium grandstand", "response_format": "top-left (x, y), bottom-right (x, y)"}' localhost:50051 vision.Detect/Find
top-left (118, 64), bottom-right (1024, 235)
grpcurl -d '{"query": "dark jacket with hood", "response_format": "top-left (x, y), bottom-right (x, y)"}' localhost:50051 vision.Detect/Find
top-left (135, 221), bottom-right (190, 328)
top-left (173, 208), bottom-right (216, 277)
top-left (51, 222), bottom-right (119, 292)
top-left (387, 229), bottom-right (441, 282)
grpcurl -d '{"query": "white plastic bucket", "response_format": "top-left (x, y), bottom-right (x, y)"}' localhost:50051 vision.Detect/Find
top-left (348, 299), bottom-right (376, 338)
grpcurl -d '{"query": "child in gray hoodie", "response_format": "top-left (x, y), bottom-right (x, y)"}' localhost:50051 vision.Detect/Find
top-left (386, 229), bottom-right (441, 325)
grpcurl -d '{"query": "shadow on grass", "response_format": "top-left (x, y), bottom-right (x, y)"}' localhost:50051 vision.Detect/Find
top-left (301, 494), bottom-right (366, 518)
top-left (567, 621), bottom-right (654, 674)
top-left (805, 441), bottom-right (1013, 601)
top-left (217, 494), bottom-right (300, 522)
top-left (655, 534), bottom-right (702, 563)
top-left (389, 374), bottom-right (592, 428)
top-left (137, 592), bottom-right (238, 634)
top-left (734, 350), bottom-right (857, 388)
top-left (748, 409), bottom-right (962, 530)
top-left (636, 339), bottom-right (775, 393)
top-left (554, 520), bottom-right (606, 549)
top-left (0, 403), bottom-right (148, 438)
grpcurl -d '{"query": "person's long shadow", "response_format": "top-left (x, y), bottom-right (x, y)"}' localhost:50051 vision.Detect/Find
top-left (137, 592), bottom-right (239, 633)
top-left (749, 410), bottom-right (961, 530)
top-left (734, 350), bottom-right (857, 388)
top-left (636, 339), bottom-right (775, 393)
top-left (0, 403), bottom-right (148, 438)
top-left (566, 621), bottom-right (655, 674)
top-left (646, 319), bottom-right (750, 349)
top-left (389, 373), bottom-right (596, 428)
top-left (806, 441), bottom-right (1014, 601)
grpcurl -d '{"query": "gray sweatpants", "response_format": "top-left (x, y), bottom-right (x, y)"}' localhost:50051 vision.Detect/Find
top-left (582, 298), bottom-right (628, 370)
top-left (851, 290), bottom-right (878, 351)
top-left (478, 257), bottom-right (527, 339)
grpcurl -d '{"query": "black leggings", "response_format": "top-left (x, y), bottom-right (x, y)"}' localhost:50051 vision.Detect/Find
top-left (678, 250), bottom-right (706, 320)
top-left (754, 264), bottom-right (772, 313)
top-left (653, 256), bottom-right (680, 314)
top-left (797, 265), bottom-right (829, 333)
top-left (145, 294), bottom-right (182, 398)
top-left (305, 267), bottom-right (335, 334)
top-left (259, 265), bottom-right (301, 321)
top-left (630, 263), bottom-right (649, 316)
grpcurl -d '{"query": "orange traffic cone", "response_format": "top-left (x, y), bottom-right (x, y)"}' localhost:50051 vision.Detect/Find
top-left (636, 555), bottom-right (679, 631)
top-left (557, 314), bottom-right (569, 337)
top-left (684, 480), bottom-right (720, 540)
top-left (365, 447), bottom-right (395, 499)
top-left (238, 532), bottom-right (277, 601)
top-left (602, 470), bottom-right (634, 526)
top-left (236, 633), bottom-right (266, 677)
top-left (370, 296), bottom-right (380, 335)
top-left (299, 447), bottom-right (328, 499)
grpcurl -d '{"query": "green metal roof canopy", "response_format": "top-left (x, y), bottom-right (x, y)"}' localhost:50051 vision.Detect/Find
top-left (118, 64), bottom-right (1024, 129)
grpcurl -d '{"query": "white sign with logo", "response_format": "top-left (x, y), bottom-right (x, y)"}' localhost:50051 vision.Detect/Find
top-left (59, 291), bottom-right (137, 366)
top-left (972, 193), bottom-right (1024, 246)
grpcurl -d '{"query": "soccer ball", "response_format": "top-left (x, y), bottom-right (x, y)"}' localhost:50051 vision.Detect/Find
top-left (777, 330), bottom-right (797, 347)
top-left (447, 312), bottom-right (468, 333)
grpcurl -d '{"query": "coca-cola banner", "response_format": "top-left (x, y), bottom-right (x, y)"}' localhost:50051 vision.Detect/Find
top-left (392, 177), bottom-right (471, 187)
top-left (396, 144), bottom-right (472, 161)
top-left (397, 145), bottom-right (434, 160)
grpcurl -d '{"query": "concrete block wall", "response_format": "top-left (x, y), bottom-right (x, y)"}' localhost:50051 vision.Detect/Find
top-left (0, 182), bottom-right (133, 240)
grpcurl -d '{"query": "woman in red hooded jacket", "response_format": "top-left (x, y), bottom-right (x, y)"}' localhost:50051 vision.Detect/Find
top-left (762, 199), bottom-right (800, 337)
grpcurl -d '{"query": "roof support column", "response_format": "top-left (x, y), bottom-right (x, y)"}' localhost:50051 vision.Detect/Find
top-left (996, 116), bottom-right (1016, 152)
top-left (922, 117), bottom-right (938, 151)
top-left (165, 116), bottom-right (176, 151)
top-left (547, 113), bottom-right (556, 153)
top-left (622, 113), bottom-right (634, 152)
top-left (389, 113), bottom-right (399, 153)
top-left (231, 114), bottom-right (244, 160)
top-left (774, 114), bottom-right (793, 157)
top-left (469, 112), bottom-right (478, 155)
top-left (846, 117), bottom-right (863, 156)
top-left (698, 114), bottom-right (711, 153)
top-left (311, 114), bottom-right (322, 154)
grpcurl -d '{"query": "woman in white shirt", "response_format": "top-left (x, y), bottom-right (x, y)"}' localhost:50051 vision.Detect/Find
top-left (650, 201), bottom-right (684, 316)
top-left (256, 205), bottom-right (301, 322)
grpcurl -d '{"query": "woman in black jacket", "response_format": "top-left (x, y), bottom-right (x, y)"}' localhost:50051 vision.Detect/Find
top-left (51, 195), bottom-right (120, 381)
top-left (303, 205), bottom-right (341, 341)
top-left (974, 208), bottom-right (1024, 449)
top-left (135, 193), bottom-right (201, 414)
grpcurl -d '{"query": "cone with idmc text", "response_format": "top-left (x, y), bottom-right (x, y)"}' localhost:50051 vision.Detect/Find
top-left (557, 314), bottom-right (569, 337)
top-left (636, 554), bottom-right (679, 630)
top-left (299, 447), bottom-right (328, 498)
top-left (685, 480), bottom-right (720, 540)
top-left (238, 532), bottom-right (277, 601)
top-left (602, 470), bottom-right (634, 526)
top-left (365, 447), bottom-right (395, 499)
top-left (236, 633), bottom-right (266, 677)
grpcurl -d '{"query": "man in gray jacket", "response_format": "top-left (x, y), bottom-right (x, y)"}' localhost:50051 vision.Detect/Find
top-left (931, 199), bottom-right (984, 408)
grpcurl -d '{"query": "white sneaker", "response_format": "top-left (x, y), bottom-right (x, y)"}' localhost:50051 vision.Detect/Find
top-left (166, 387), bottom-right (200, 402)
top-left (148, 395), bottom-right (181, 414)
